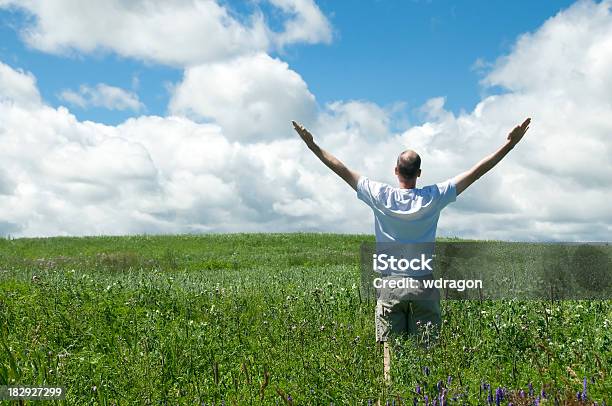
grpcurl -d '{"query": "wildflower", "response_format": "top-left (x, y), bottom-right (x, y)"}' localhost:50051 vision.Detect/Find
top-left (582, 377), bottom-right (587, 400)
top-left (528, 382), bottom-right (534, 397)
top-left (437, 381), bottom-right (442, 392)
top-left (447, 376), bottom-right (452, 386)
top-left (440, 391), bottom-right (447, 406)
top-left (576, 391), bottom-right (581, 401)
top-left (423, 366), bottom-right (430, 376)
top-left (416, 384), bottom-right (421, 395)
top-left (541, 388), bottom-right (546, 399)
top-left (424, 395), bottom-right (429, 406)
top-left (495, 387), bottom-right (502, 405)
top-left (535, 397), bottom-right (540, 406)
top-left (413, 398), bottom-right (418, 406)
top-left (519, 390), bottom-right (525, 398)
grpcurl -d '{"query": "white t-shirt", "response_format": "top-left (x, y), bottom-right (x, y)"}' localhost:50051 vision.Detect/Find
top-left (356, 176), bottom-right (457, 243)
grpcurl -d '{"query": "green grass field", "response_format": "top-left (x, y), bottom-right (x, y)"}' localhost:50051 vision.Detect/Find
top-left (0, 234), bottom-right (610, 404)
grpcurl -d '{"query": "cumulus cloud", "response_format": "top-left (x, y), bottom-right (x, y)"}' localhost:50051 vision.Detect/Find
top-left (169, 53), bottom-right (317, 141)
top-left (59, 83), bottom-right (144, 112)
top-left (0, 0), bottom-right (331, 66)
top-left (269, 0), bottom-right (333, 47)
top-left (0, 61), bottom-right (41, 107)
top-left (0, 0), bottom-right (611, 241)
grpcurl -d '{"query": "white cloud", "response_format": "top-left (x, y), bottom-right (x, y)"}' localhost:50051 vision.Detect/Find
top-left (0, 0), bottom-right (331, 66)
top-left (0, 61), bottom-right (41, 107)
top-left (59, 84), bottom-right (144, 112)
top-left (169, 53), bottom-right (317, 141)
top-left (0, 168), bottom-right (15, 196)
top-left (269, 0), bottom-right (333, 47)
top-left (0, 1), bottom-right (611, 241)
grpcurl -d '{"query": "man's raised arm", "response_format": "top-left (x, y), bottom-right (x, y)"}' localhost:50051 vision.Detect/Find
top-left (292, 121), bottom-right (360, 191)
top-left (454, 118), bottom-right (531, 196)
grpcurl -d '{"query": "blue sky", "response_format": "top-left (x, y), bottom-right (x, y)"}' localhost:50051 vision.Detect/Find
top-left (0, 0), bottom-right (575, 125)
top-left (0, 0), bottom-right (610, 240)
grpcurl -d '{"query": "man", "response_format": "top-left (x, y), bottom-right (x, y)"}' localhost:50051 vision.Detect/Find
top-left (292, 117), bottom-right (531, 380)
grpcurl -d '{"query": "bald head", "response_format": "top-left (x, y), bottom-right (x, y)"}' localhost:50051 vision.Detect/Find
top-left (396, 149), bottom-right (421, 180)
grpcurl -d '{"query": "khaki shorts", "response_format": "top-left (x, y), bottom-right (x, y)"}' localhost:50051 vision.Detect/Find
top-left (375, 274), bottom-right (441, 342)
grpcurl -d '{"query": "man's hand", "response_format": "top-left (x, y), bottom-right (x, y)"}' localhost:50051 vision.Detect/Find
top-left (454, 117), bottom-right (532, 196)
top-left (291, 120), bottom-right (360, 190)
top-left (507, 117), bottom-right (531, 147)
top-left (292, 120), bottom-right (314, 147)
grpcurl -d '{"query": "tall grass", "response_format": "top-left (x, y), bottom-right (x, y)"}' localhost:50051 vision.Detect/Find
top-left (0, 234), bottom-right (610, 404)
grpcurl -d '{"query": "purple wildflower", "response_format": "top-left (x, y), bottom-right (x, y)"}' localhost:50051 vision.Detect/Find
top-left (582, 376), bottom-right (588, 400)
top-left (437, 381), bottom-right (442, 392)
top-left (416, 384), bottom-right (421, 395)
top-left (424, 366), bottom-right (430, 376)
top-left (541, 388), bottom-right (546, 399)
top-left (413, 398), bottom-right (418, 406)
top-left (495, 387), bottom-right (502, 405)
top-left (519, 389), bottom-right (525, 398)
top-left (576, 391), bottom-right (582, 401)
top-left (424, 395), bottom-right (429, 406)
top-left (528, 382), bottom-right (534, 397)
top-left (447, 375), bottom-right (452, 386)
top-left (535, 396), bottom-right (540, 406)
top-left (487, 387), bottom-right (493, 404)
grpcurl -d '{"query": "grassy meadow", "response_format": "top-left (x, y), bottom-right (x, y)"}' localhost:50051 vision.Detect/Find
top-left (0, 234), bottom-right (610, 404)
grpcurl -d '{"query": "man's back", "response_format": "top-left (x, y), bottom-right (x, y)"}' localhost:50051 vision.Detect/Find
top-left (356, 176), bottom-right (457, 243)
